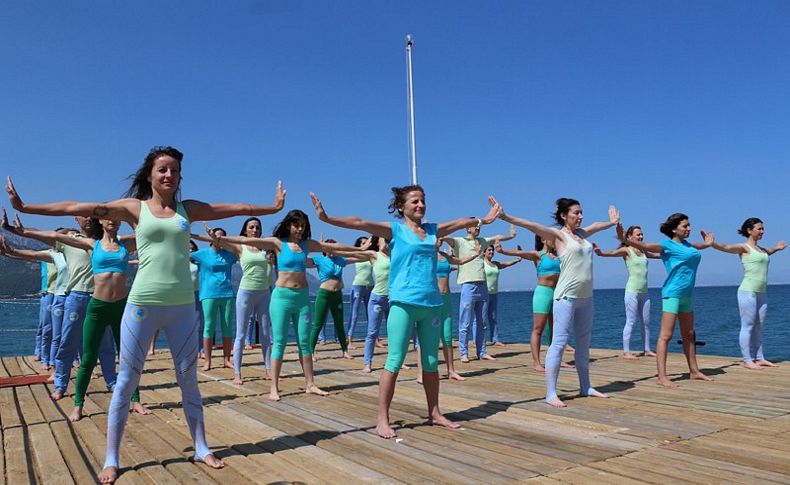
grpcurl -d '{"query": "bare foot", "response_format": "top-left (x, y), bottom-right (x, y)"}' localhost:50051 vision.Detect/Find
top-left (41, 363), bottom-right (50, 371)
top-left (306, 384), bottom-right (329, 396)
top-left (92, 371), bottom-right (100, 380)
top-left (201, 363), bottom-right (210, 371)
top-left (223, 359), bottom-right (233, 369)
top-left (50, 390), bottom-right (64, 401)
top-left (312, 354), bottom-right (318, 363)
top-left (33, 355), bottom-right (41, 362)
top-left (376, 420), bottom-right (397, 439)
top-left (690, 372), bottom-right (713, 381)
top-left (375, 341), bottom-right (386, 348)
top-left (243, 344), bottom-right (252, 350)
top-left (429, 413), bottom-right (461, 429)
top-left (417, 375), bottom-right (423, 385)
top-left (199, 351), bottom-right (205, 360)
top-left (196, 453), bottom-right (225, 469)
top-left (560, 362), bottom-right (575, 369)
top-left (623, 352), bottom-right (639, 360)
top-left (480, 354), bottom-right (496, 361)
top-left (658, 378), bottom-right (680, 389)
top-left (233, 374), bottom-right (244, 385)
top-left (98, 466), bottom-right (118, 483)
top-left (644, 351), bottom-right (656, 357)
top-left (343, 352), bottom-right (354, 360)
top-left (72, 360), bottom-right (80, 368)
top-left (460, 356), bottom-right (470, 364)
top-left (533, 364), bottom-right (545, 372)
top-left (401, 364), bottom-right (409, 370)
top-left (348, 343), bottom-right (356, 350)
top-left (268, 387), bottom-right (281, 401)
top-left (757, 359), bottom-right (779, 368)
top-left (585, 389), bottom-right (609, 399)
top-left (744, 361), bottom-right (762, 370)
top-left (68, 406), bottom-right (83, 422)
top-left (362, 365), bottom-right (372, 373)
top-left (147, 349), bottom-right (155, 356)
top-left (546, 396), bottom-right (567, 408)
top-left (318, 340), bottom-right (327, 346)
top-left (46, 373), bottom-right (55, 384)
top-left (448, 372), bottom-right (466, 381)
top-left (493, 341), bottom-right (506, 347)
top-left (132, 403), bottom-right (152, 415)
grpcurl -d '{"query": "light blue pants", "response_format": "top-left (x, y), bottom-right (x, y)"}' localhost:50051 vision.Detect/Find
top-left (347, 285), bottom-right (372, 340)
top-left (245, 316), bottom-right (256, 346)
top-left (234, 289), bottom-right (272, 373)
top-left (737, 290), bottom-right (767, 362)
top-left (55, 291), bottom-right (117, 393)
top-left (36, 293), bottom-right (54, 365)
top-left (546, 296), bottom-right (595, 402)
top-left (483, 293), bottom-right (499, 343)
top-left (458, 282), bottom-right (488, 359)
top-left (623, 292), bottom-right (651, 353)
top-left (49, 294), bottom-right (66, 365)
top-left (105, 302), bottom-right (208, 469)
top-left (363, 292), bottom-right (390, 365)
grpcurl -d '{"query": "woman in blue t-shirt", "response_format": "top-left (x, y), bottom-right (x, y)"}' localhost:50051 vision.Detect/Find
top-left (310, 186), bottom-right (501, 439)
top-left (616, 213), bottom-right (714, 388)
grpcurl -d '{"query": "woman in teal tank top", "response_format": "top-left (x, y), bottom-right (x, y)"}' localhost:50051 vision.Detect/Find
top-left (6, 146), bottom-right (290, 481)
top-left (310, 186), bottom-right (501, 439)
top-left (710, 217), bottom-right (786, 369)
top-left (594, 225), bottom-right (661, 359)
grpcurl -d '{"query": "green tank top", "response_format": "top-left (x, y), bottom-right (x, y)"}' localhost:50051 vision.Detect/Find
top-left (625, 248), bottom-right (648, 294)
top-left (239, 245), bottom-right (271, 291)
top-left (739, 245), bottom-right (769, 293)
top-left (372, 253), bottom-right (390, 296)
top-left (128, 200), bottom-right (194, 306)
top-left (352, 261), bottom-right (374, 287)
top-left (56, 235), bottom-right (95, 293)
top-left (45, 261), bottom-right (58, 294)
top-left (554, 231), bottom-right (594, 300)
top-left (484, 261), bottom-right (500, 294)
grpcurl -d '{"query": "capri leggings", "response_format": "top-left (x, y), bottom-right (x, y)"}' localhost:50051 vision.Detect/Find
top-left (546, 296), bottom-right (595, 402)
top-left (202, 297), bottom-right (235, 339)
top-left (384, 302), bottom-right (441, 373)
top-left (440, 293), bottom-right (453, 347)
top-left (269, 287), bottom-right (312, 360)
top-left (737, 290), bottom-right (767, 362)
top-left (234, 289), bottom-right (272, 373)
top-left (310, 288), bottom-right (348, 352)
top-left (104, 302), bottom-right (207, 469)
top-left (623, 292), bottom-right (651, 353)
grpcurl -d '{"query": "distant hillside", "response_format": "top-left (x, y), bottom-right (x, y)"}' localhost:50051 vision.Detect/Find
top-left (0, 229), bottom-right (49, 297)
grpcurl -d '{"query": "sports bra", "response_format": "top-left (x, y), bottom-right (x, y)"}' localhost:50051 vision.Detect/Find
top-left (536, 250), bottom-right (561, 276)
top-left (91, 240), bottom-right (129, 274)
top-left (436, 257), bottom-right (451, 278)
top-left (278, 239), bottom-right (308, 272)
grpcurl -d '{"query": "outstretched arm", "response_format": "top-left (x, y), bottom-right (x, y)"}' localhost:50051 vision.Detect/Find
top-left (494, 197), bottom-right (563, 246)
top-left (0, 235), bottom-right (54, 263)
top-left (496, 258), bottom-right (521, 269)
top-left (616, 224), bottom-right (663, 253)
top-left (711, 240), bottom-right (747, 254)
top-left (440, 242), bottom-right (483, 266)
top-left (691, 230), bottom-right (715, 250)
top-left (592, 243), bottom-right (629, 258)
top-left (766, 241), bottom-right (787, 255)
top-left (184, 181), bottom-right (286, 222)
top-left (310, 192), bottom-right (392, 238)
top-left (210, 234), bottom-right (280, 252)
top-left (582, 206), bottom-right (620, 237)
top-left (436, 198), bottom-right (501, 238)
top-left (9, 216), bottom-right (93, 251)
top-left (486, 224), bottom-right (517, 243)
top-left (192, 226), bottom-right (243, 258)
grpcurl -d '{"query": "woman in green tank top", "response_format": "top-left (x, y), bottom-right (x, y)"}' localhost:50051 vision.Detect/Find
top-left (710, 217), bottom-right (786, 369)
top-left (6, 146), bottom-right (288, 482)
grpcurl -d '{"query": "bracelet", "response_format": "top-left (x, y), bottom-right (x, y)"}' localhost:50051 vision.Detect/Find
top-left (476, 218), bottom-right (482, 228)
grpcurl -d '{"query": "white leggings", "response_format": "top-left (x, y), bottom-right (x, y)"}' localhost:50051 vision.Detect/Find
top-left (737, 290), bottom-right (767, 362)
top-left (546, 296), bottom-right (595, 402)
top-left (623, 292), bottom-right (651, 353)
top-left (104, 303), bottom-right (209, 469)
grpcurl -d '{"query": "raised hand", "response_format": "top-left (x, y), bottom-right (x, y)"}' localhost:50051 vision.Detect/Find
top-left (309, 192), bottom-right (328, 221)
top-left (776, 240), bottom-right (788, 252)
top-left (13, 213), bottom-right (23, 231)
top-left (592, 242), bottom-right (603, 256)
top-left (272, 181), bottom-right (286, 211)
top-left (5, 177), bottom-right (23, 211)
top-left (616, 223), bottom-right (625, 242)
top-left (700, 230), bottom-right (714, 246)
top-left (494, 237), bottom-right (503, 253)
top-left (1, 208), bottom-right (10, 231)
top-left (608, 205), bottom-right (621, 225)
top-left (360, 237), bottom-right (374, 251)
top-left (483, 196), bottom-right (502, 224)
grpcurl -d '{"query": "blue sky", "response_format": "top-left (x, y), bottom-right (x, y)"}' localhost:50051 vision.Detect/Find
top-left (2, 1), bottom-right (789, 290)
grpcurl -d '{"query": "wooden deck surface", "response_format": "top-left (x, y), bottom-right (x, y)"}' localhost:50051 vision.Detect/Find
top-left (1, 341), bottom-right (788, 484)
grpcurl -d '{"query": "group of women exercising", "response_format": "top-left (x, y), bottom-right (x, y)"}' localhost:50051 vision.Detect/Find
top-left (0, 146), bottom-right (784, 483)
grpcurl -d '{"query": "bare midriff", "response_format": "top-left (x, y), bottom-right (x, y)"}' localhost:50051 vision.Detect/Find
top-left (537, 274), bottom-right (559, 289)
top-left (93, 272), bottom-right (128, 302)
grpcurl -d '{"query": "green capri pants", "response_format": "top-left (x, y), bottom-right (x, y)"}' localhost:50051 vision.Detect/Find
top-left (269, 287), bottom-right (312, 359)
top-left (384, 302), bottom-right (441, 373)
top-left (310, 288), bottom-right (348, 352)
top-left (201, 297), bottom-right (235, 339)
top-left (440, 293), bottom-right (453, 347)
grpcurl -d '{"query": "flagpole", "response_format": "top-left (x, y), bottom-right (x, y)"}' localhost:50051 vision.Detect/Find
top-left (405, 34), bottom-right (418, 185)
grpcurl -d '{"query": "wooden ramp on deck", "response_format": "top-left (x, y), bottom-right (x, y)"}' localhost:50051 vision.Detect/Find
top-left (0, 342), bottom-right (788, 484)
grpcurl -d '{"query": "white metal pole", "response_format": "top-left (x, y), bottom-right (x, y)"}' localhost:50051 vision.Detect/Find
top-left (405, 34), bottom-right (418, 185)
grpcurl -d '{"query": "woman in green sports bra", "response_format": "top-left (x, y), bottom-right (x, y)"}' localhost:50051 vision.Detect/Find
top-left (710, 217), bottom-right (786, 369)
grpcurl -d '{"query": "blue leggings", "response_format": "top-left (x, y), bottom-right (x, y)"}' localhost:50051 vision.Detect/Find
top-left (347, 285), bottom-right (372, 339)
top-left (384, 302), bottom-right (441, 373)
top-left (234, 289), bottom-right (272, 373)
top-left (546, 297), bottom-right (595, 402)
top-left (363, 293), bottom-right (389, 365)
top-left (49, 295), bottom-right (66, 365)
top-left (37, 293), bottom-right (54, 365)
top-left (105, 302), bottom-right (208, 468)
top-left (737, 290), bottom-right (767, 362)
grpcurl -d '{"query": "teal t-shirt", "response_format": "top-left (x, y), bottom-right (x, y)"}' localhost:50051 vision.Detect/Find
top-left (660, 239), bottom-right (701, 298)
top-left (39, 261), bottom-right (48, 293)
top-left (389, 221), bottom-right (441, 307)
top-left (311, 255), bottom-right (347, 283)
top-left (191, 247), bottom-right (238, 300)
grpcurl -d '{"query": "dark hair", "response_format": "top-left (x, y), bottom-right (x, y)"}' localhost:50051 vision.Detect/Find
top-left (369, 236), bottom-right (390, 251)
top-left (123, 146), bottom-right (184, 200)
top-left (738, 217), bottom-right (763, 238)
top-left (534, 234), bottom-right (544, 251)
top-left (83, 218), bottom-right (104, 240)
top-left (189, 240), bottom-right (198, 252)
top-left (660, 213), bottom-right (688, 237)
top-left (388, 185), bottom-right (425, 219)
top-left (272, 209), bottom-right (311, 241)
top-left (239, 217), bottom-right (262, 237)
top-left (322, 238), bottom-right (337, 256)
top-left (553, 198), bottom-right (581, 226)
top-left (354, 236), bottom-right (368, 248)
top-left (619, 225), bottom-right (641, 248)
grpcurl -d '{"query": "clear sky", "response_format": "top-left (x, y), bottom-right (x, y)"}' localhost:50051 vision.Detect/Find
top-left (2, 1), bottom-right (789, 290)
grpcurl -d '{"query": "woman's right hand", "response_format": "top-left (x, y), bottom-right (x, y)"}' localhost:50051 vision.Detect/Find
top-left (309, 192), bottom-right (328, 221)
top-left (5, 177), bottom-right (24, 211)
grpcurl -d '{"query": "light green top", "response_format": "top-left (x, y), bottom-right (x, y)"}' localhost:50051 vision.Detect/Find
top-left (484, 261), bottom-right (500, 294)
top-left (190, 262), bottom-right (199, 292)
top-left (56, 235), bottom-right (95, 293)
top-left (554, 231), bottom-right (593, 300)
top-left (739, 244), bottom-right (769, 293)
top-left (44, 261), bottom-right (58, 294)
top-left (128, 201), bottom-right (194, 306)
top-left (625, 248), bottom-right (648, 294)
top-left (239, 245), bottom-right (271, 291)
top-left (352, 261), bottom-right (374, 287)
top-left (49, 251), bottom-right (69, 296)
top-left (450, 236), bottom-right (492, 285)
top-left (372, 252), bottom-right (390, 296)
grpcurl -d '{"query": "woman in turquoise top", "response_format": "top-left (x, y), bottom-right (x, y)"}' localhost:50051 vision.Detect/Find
top-left (310, 186), bottom-right (501, 439)
top-left (480, 244), bottom-right (521, 346)
top-left (594, 225), bottom-right (661, 359)
top-left (618, 213), bottom-right (714, 388)
top-left (710, 217), bottom-right (786, 369)
top-left (7, 146), bottom-right (287, 482)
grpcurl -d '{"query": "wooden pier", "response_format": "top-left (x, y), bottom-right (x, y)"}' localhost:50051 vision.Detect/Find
top-left (1, 342), bottom-right (788, 484)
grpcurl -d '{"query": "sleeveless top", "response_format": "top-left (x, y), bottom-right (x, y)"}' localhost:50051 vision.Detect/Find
top-left (372, 253), bottom-right (390, 296)
top-left (624, 248), bottom-right (648, 294)
top-left (389, 222), bottom-right (441, 307)
top-left (239, 245), bottom-right (271, 291)
top-left (739, 244), bottom-right (769, 293)
top-left (56, 234), bottom-right (95, 293)
top-left (436, 257), bottom-right (452, 278)
top-left (536, 250), bottom-right (561, 276)
top-left (484, 261), bottom-right (500, 294)
top-left (277, 240), bottom-right (307, 272)
top-left (91, 240), bottom-right (129, 274)
top-left (554, 231), bottom-right (593, 300)
top-left (352, 261), bottom-right (374, 287)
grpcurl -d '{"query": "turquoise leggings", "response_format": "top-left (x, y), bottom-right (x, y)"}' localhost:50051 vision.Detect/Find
top-left (201, 297), bottom-right (235, 339)
top-left (384, 302), bottom-right (441, 373)
top-left (440, 293), bottom-right (453, 347)
top-left (269, 287), bottom-right (312, 359)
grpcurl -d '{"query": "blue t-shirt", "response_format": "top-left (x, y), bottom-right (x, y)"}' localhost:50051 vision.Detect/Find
top-left (190, 247), bottom-right (238, 300)
top-left (660, 239), bottom-right (701, 298)
top-left (389, 221), bottom-right (442, 307)
top-left (311, 255), bottom-right (347, 283)
top-left (39, 261), bottom-right (48, 293)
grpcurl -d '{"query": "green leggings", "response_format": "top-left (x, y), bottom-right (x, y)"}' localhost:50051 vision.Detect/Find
top-left (74, 298), bottom-right (140, 407)
top-left (384, 302), bottom-right (441, 373)
top-left (310, 288), bottom-right (348, 353)
top-left (440, 293), bottom-right (452, 347)
top-left (270, 287), bottom-right (312, 359)
top-left (202, 297), bottom-right (235, 339)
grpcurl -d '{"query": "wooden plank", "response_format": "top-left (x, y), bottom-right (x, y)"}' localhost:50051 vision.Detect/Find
top-left (49, 420), bottom-right (108, 485)
top-left (3, 426), bottom-right (32, 483)
top-left (0, 386), bottom-right (22, 429)
top-left (28, 422), bottom-right (73, 484)
top-left (2, 356), bottom-right (24, 377)
top-left (16, 385), bottom-right (46, 426)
